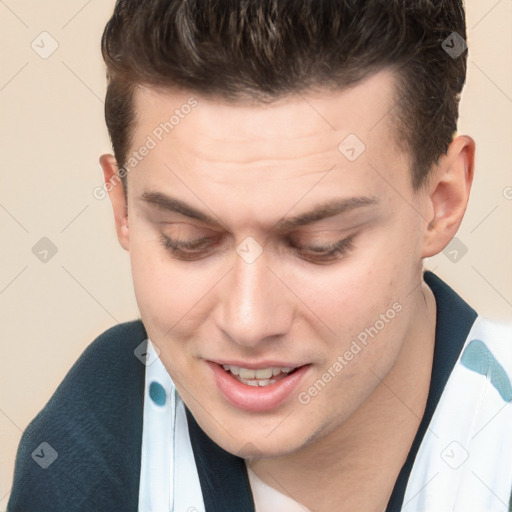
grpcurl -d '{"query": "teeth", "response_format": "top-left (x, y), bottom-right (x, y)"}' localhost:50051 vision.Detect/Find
top-left (242, 378), bottom-right (277, 387)
top-left (239, 367), bottom-right (256, 379)
top-left (226, 365), bottom-right (294, 379)
top-left (221, 364), bottom-right (296, 386)
top-left (255, 368), bottom-right (273, 379)
top-left (222, 364), bottom-right (240, 375)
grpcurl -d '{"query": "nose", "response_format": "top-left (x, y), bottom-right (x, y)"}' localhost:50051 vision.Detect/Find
top-left (215, 245), bottom-right (294, 348)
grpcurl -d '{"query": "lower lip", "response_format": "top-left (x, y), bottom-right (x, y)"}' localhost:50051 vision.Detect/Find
top-left (207, 362), bottom-right (310, 412)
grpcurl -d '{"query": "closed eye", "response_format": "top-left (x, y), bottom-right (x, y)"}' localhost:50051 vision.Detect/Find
top-left (159, 231), bottom-right (358, 264)
top-left (290, 234), bottom-right (356, 264)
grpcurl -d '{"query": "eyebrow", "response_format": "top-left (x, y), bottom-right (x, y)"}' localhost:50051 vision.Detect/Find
top-left (140, 191), bottom-right (218, 225)
top-left (139, 191), bottom-right (379, 230)
top-left (275, 196), bottom-right (379, 231)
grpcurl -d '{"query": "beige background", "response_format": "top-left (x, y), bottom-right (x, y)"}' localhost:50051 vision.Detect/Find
top-left (0, 0), bottom-right (511, 507)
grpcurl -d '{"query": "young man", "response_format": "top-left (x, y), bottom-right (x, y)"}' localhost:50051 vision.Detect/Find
top-left (8, 1), bottom-right (512, 511)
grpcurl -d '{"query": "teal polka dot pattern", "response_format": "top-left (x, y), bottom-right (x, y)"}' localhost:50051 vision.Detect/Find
top-left (461, 339), bottom-right (512, 402)
top-left (149, 381), bottom-right (167, 406)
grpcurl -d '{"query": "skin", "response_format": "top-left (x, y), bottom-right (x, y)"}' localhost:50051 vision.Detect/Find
top-left (100, 69), bottom-right (474, 511)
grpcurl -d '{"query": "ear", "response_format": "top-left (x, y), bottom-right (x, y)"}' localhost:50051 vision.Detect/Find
top-left (421, 135), bottom-right (475, 258)
top-left (99, 154), bottom-right (130, 251)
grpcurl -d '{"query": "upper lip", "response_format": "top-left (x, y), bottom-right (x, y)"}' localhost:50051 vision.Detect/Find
top-left (209, 359), bottom-right (309, 369)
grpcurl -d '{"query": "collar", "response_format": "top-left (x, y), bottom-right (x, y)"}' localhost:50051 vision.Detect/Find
top-left (386, 270), bottom-right (477, 510)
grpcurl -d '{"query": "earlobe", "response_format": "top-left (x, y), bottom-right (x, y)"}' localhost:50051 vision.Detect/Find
top-left (421, 135), bottom-right (475, 258)
top-left (99, 154), bottom-right (130, 251)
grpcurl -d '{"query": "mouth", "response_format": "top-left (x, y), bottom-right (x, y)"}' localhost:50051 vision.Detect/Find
top-left (207, 361), bottom-right (311, 412)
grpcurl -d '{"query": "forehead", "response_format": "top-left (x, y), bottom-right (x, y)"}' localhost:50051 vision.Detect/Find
top-left (131, 69), bottom-right (401, 163)
top-left (127, 70), bottom-right (411, 225)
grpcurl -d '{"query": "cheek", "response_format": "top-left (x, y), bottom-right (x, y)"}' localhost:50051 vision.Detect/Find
top-left (128, 228), bottom-right (223, 344)
top-left (287, 228), bottom-right (415, 370)
top-left (128, 229), bottom-right (190, 327)
top-left (128, 239), bottom-right (202, 378)
top-left (130, 241), bottom-right (168, 315)
top-left (293, 247), bottom-right (400, 328)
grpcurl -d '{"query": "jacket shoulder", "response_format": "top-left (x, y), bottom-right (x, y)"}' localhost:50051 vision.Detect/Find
top-left (8, 320), bottom-right (148, 512)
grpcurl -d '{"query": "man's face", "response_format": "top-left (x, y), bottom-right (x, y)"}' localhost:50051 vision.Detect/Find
top-left (121, 70), bottom-right (432, 457)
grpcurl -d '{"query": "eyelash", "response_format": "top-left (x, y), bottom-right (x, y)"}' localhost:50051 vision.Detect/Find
top-left (159, 233), bottom-right (213, 254)
top-left (159, 233), bottom-right (356, 263)
top-left (291, 235), bottom-right (356, 263)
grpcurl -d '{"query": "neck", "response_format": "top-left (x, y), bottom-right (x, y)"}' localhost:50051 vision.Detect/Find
top-left (247, 281), bottom-right (437, 512)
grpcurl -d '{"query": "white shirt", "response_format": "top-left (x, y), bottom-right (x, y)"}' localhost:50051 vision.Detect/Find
top-left (246, 465), bottom-right (313, 511)
top-left (138, 316), bottom-right (512, 512)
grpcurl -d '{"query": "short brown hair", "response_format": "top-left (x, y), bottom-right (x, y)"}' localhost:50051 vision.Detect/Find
top-left (101, 0), bottom-right (467, 190)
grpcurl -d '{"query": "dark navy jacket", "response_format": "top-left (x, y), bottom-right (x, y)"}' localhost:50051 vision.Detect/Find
top-left (7, 272), bottom-right (477, 511)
